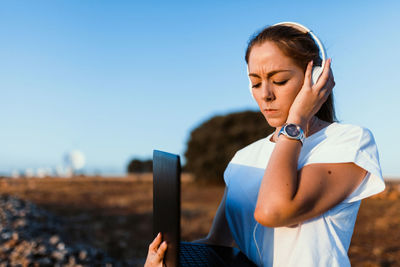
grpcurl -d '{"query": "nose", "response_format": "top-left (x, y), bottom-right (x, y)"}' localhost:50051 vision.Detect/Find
top-left (261, 82), bottom-right (275, 102)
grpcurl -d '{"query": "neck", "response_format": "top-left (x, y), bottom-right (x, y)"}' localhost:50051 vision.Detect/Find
top-left (306, 116), bottom-right (320, 137)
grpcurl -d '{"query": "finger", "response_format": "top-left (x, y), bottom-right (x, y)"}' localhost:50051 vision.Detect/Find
top-left (304, 60), bottom-right (313, 86)
top-left (329, 67), bottom-right (334, 80)
top-left (318, 59), bottom-right (332, 87)
top-left (329, 67), bottom-right (335, 87)
top-left (314, 58), bottom-right (331, 89)
top-left (323, 58), bottom-right (331, 76)
top-left (157, 241), bottom-right (168, 259)
top-left (159, 241), bottom-right (168, 252)
top-left (321, 77), bottom-right (334, 99)
top-left (149, 232), bottom-right (162, 252)
top-left (322, 67), bottom-right (335, 93)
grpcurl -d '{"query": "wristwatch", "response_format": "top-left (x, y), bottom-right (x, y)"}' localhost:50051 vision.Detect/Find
top-left (278, 123), bottom-right (305, 145)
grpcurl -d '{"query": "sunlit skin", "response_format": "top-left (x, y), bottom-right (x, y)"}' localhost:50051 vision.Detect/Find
top-left (248, 41), bottom-right (306, 131)
top-left (144, 232), bottom-right (167, 267)
top-left (248, 41), bottom-right (335, 139)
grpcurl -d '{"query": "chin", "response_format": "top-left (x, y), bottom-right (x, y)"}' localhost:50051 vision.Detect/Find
top-left (260, 109), bottom-right (288, 128)
top-left (265, 117), bottom-right (286, 128)
top-left (260, 110), bottom-right (287, 128)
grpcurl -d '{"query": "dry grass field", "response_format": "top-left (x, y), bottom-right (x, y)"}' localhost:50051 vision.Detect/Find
top-left (0, 174), bottom-right (399, 266)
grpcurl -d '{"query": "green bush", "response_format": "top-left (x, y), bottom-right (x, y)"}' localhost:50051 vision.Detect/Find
top-left (184, 110), bottom-right (274, 184)
top-left (127, 159), bottom-right (152, 173)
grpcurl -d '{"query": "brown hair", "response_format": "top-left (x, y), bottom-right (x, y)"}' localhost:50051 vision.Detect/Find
top-left (245, 25), bottom-right (336, 123)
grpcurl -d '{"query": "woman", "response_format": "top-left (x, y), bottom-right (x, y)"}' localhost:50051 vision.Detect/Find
top-left (145, 22), bottom-right (385, 267)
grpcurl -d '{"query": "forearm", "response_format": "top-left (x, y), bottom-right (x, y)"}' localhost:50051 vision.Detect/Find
top-left (254, 134), bottom-right (303, 225)
top-left (260, 116), bottom-right (308, 202)
top-left (267, 137), bottom-right (301, 195)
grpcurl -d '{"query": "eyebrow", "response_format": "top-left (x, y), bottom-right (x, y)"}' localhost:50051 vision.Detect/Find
top-left (248, 70), bottom-right (292, 79)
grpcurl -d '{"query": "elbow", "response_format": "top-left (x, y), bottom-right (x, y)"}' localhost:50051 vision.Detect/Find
top-left (254, 205), bottom-right (286, 228)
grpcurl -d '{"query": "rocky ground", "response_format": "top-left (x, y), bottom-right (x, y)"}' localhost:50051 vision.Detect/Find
top-left (0, 195), bottom-right (141, 266)
top-left (0, 175), bottom-right (399, 267)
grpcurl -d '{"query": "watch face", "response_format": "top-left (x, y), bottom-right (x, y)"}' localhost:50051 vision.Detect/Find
top-left (286, 124), bottom-right (300, 137)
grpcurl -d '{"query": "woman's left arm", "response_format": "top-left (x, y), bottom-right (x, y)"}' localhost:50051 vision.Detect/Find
top-left (254, 141), bottom-right (367, 227)
top-left (254, 59), bottom-right (367, 228)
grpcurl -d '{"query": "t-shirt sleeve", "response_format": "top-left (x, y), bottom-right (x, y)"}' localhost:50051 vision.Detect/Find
top-left (303, 125), bottom-right (385, 203)
top-left (223, 163), bottom-right (232, 186)
top-left (223, 151), bottom-right (239, 187)
top-left (344, 127), bottom-right (385, 202)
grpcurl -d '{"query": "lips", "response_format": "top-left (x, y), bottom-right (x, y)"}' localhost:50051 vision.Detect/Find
top-left (264, 108), bottom-right (279, 115)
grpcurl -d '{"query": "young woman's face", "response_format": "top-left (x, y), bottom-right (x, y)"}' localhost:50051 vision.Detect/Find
top-left (248, 41), bottom-right (305, 128)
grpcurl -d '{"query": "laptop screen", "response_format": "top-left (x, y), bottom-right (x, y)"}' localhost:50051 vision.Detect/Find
top-left (153, 150), bottom-right (181, 267)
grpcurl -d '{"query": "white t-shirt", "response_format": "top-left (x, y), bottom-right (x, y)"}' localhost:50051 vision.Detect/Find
top-left (223, 122), bottom-right (385, 267)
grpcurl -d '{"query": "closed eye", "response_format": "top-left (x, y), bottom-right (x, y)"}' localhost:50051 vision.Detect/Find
top-left (273, 80), bottom-right (288, 86)
top-left (252, 83), bottom-right (261, 88)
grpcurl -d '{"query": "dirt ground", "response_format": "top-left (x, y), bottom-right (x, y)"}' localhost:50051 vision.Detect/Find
top-left (0, 174), bottom-right (399, 266)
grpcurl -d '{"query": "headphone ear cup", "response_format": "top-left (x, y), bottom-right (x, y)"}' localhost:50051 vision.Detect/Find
top-left (311, 66), bottom-right (323, 85)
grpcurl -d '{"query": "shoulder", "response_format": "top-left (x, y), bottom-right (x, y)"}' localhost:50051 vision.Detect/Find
top-left (230, 136), bottom-right (271, 165)
top-left (309, 122), bottom-right (376, 150)
top-left (326, 123), bottom-right (378, 159)
top-left (302, 122), bottom-right (381, 174)
top-left (234, 136), bottom-right (269, 156)
top-left (325, 122), bottom-right (372, 141)
top-left (223, 136), bottom-right (271, 185)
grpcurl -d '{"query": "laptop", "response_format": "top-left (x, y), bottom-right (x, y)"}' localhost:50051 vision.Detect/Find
top-left (153, 150), bottom-right (257, 267)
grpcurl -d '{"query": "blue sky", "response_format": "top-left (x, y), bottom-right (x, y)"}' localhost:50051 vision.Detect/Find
top-left (1, 0), bottom-right (399, 177)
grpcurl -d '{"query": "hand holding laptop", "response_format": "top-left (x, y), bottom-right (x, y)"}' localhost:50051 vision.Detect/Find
top-left (151, 150), bottom-right (257, 267)
top-left (145, 232), bottom-right (167, 267)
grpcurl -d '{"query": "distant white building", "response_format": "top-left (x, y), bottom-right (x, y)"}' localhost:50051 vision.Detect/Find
top-left (25, 168), bottom-right (34, 178)
top-left (64, 150), bottom-right (86, 176)
top-left (11, 170), bottom-right (20, 178)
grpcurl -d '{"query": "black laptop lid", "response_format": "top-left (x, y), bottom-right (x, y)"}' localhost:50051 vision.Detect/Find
top-left (153, 150), bottom-right (181, 267)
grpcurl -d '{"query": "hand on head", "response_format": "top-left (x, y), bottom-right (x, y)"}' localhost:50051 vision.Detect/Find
top-left (287, 58), bottom-right (335, 128)
top-left (144, 232), bottom-right (167, 267)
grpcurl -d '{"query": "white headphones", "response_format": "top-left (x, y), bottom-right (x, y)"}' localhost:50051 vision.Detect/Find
top-left (247, 21), bottom-right (327, 98)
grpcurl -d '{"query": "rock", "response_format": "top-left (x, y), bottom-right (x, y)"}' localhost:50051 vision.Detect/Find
top-left (68, 255), bottom-right (76, 266)
top-left (78, 250), bottom-right (88, 261)
top-left (34, 244), bottom-right (47, 255)
top-left (11, 232), bottom-right (19, 241)
top-left (1, 231), bottom-right (11, 240)
top-left (13, 218), bottom-right (27, 228)
top-left (49, 235), bottom-right (60, 245)
top-left (2, 238), bottom-right (17, 250)
top-left (51, 250), bottom-right (66, 261)
top-left (56, 242), bottom-right (65, 251)
top-left (36, 257), bottom-right (53, 266)
top-left (0, 195), bottom-right (123, 266)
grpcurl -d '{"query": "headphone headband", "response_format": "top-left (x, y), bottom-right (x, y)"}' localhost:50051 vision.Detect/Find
top-left (272, 21), bottom-right (326, 65)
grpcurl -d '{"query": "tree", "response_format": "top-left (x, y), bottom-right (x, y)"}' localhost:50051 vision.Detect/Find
top-left (184, 110), bottom-right (274, 184)
top-left (127, 159), bottom-right (152, 173)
